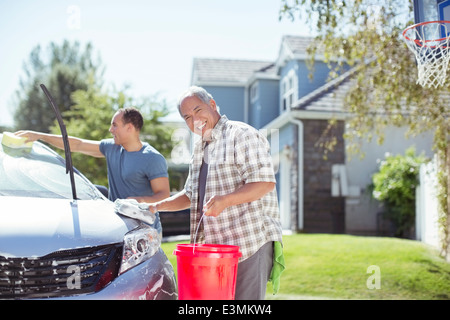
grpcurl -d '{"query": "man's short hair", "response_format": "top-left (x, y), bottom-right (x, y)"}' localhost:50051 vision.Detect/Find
top-left (119, 107), bottom-right (144, 131)
top-left (177, 86), bottom-right (215, 115)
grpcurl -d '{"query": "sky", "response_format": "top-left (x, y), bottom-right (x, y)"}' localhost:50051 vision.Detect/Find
top-left (0, 0), bottom-right (312, 127)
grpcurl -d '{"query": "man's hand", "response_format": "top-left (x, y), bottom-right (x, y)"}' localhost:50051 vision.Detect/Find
top-left (203, 195), bottom-right (229, 217)
top-left (144, 190), bottom-right (191, 214)
top-left (148, 203), bottom-right (158, 214)
top-left (14, 130), bottom-right (41, 143)
top-left (203, 182), bottom-right (275, 217)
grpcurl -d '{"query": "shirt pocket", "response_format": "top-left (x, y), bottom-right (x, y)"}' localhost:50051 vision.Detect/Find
top-left (207, 162), bottom-right (243, 195)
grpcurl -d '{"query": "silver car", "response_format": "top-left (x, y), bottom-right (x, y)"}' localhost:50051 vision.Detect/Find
top-left (0, 133), bottom-right (177, 299)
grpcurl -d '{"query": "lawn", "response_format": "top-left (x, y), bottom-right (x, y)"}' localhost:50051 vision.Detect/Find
top-left (160, 233), bottom-right (450, 300)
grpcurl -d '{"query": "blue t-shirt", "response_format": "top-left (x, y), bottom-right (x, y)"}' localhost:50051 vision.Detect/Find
top-left (99, 139), bottom-right (168, 201)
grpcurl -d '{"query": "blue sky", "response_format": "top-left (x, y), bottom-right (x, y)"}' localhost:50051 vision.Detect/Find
top-left (0, 0), bottom-right (311, 127)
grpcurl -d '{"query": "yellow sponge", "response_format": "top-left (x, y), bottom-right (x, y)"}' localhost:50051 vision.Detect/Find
top-left (1, 132), bottom-right (34, 149)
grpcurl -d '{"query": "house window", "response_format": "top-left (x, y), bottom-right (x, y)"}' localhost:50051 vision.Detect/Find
top-left (281, 70), bottom-right (297, 112)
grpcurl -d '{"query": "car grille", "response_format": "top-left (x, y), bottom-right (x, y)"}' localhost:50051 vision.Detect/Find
top-left (0, 244), bottom-right (122, 299)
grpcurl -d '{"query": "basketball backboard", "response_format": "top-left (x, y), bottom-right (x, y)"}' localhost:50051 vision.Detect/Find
top-left (414, 0), bottom-right (450, 23)
top-left (406, 1), bottom-right (450, 88)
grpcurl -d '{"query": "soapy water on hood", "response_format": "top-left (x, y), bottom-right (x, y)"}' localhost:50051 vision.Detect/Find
top-left (114, 199), bottom-right (154, 224)
top-left (114, 198), bottom-right (163, 239)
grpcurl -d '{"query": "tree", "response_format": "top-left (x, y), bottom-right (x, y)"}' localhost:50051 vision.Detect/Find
top-left (280, 0), bottom-right (449, 257)
top-left (55, 82), bottom-right (114, 186)
top-left (14, 40), bottom-right (104, 132)
top-left (372, 147), bottom-right (428, 238)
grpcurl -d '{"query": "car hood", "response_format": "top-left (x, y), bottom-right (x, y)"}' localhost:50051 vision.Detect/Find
top-left (0, 196), bottom-right (140, 258)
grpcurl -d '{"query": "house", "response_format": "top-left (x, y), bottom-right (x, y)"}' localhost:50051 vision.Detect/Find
top-left (190, 35), bottom-right (434, 235)
top-left (191, 57), bottom-right (278, 125)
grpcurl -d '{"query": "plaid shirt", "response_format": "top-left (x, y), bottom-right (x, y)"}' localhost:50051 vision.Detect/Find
top-left (184, 115), bottom-right (283, 261)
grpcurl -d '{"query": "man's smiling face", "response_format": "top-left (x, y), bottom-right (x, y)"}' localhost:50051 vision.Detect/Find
top-left (109, 111), bottom-right (130, 145)
top-left (179, 95), bottom-right (221, 140)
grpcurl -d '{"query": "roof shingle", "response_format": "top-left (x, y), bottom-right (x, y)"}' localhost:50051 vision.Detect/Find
top-left (192, 58), bottom-right (275, 85)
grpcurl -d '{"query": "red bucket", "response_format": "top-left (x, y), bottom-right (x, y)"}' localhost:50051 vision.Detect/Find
top-left (173, 244), bottom-right (241, 300)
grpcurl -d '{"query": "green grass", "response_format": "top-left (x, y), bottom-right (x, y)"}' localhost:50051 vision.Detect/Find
top-left (161, 234), bottom-right (450, 300)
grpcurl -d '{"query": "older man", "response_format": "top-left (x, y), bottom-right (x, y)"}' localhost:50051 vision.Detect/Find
top-left (149, 86), bottom-right (283, 300)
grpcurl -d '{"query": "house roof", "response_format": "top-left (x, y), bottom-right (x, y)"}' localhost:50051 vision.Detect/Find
top-left (292, 67), bottom-right (356, 114)
top-left (191, 58), bottom-right (276, 86)
top-left (275, 35), bottom-right (325, 70)
top-left (191, 36), bottom-right (318, 86)
top-left (190, 35), bottom-right (352, 118)
top-left (262, 70), bottom-right (355, 130)
top-left (282, 35), bottom-right (316, 55)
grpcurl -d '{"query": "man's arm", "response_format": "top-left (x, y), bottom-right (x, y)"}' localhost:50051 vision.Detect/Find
top-left (128, 177), bottom-right (171, 203)
top-left (203, 181), bottom-right (275, 217)
top-left (15, 130), bottom-right (103, 158)
top-left (146, 190), bottom-right (191, 213)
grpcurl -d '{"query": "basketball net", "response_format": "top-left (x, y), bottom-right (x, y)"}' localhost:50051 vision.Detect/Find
top-left (403, 21), bottom-right (450, 88)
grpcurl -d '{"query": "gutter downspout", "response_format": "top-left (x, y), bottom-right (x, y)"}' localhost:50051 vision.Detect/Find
top-left (244, 84), bottom-right (249, 124)
top-left (289, 117), bottom-right (304, 231)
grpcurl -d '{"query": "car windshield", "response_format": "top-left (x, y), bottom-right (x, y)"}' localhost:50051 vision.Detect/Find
top-left (0, 134), bottom-right (103, 200)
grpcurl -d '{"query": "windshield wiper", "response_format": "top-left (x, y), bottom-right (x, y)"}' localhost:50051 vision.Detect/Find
top-left (40, 84), bottom-right (78, 200)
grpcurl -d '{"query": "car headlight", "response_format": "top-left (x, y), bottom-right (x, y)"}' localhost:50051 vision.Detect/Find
top-left (119, 224), bottom-right (161, 274)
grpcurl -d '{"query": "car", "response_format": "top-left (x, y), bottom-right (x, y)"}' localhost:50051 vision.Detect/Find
top-left (0, 132), bottom-right (178, 300)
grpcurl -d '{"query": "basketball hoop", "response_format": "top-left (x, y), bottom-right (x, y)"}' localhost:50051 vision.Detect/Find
top-left (402, 20), bottom-right (450, 88)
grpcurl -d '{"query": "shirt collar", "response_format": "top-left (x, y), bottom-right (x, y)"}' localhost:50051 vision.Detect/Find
top-left (210, 115), bottom-right (228, 141)
top-left (198, 115), bottom-right (228, 149)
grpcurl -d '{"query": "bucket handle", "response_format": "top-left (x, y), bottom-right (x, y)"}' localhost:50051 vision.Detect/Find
top-left (192, 212), bottom-right (205, 255)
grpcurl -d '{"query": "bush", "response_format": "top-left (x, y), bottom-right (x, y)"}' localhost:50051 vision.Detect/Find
top-left (372, 147), bottom-right (428, 238)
